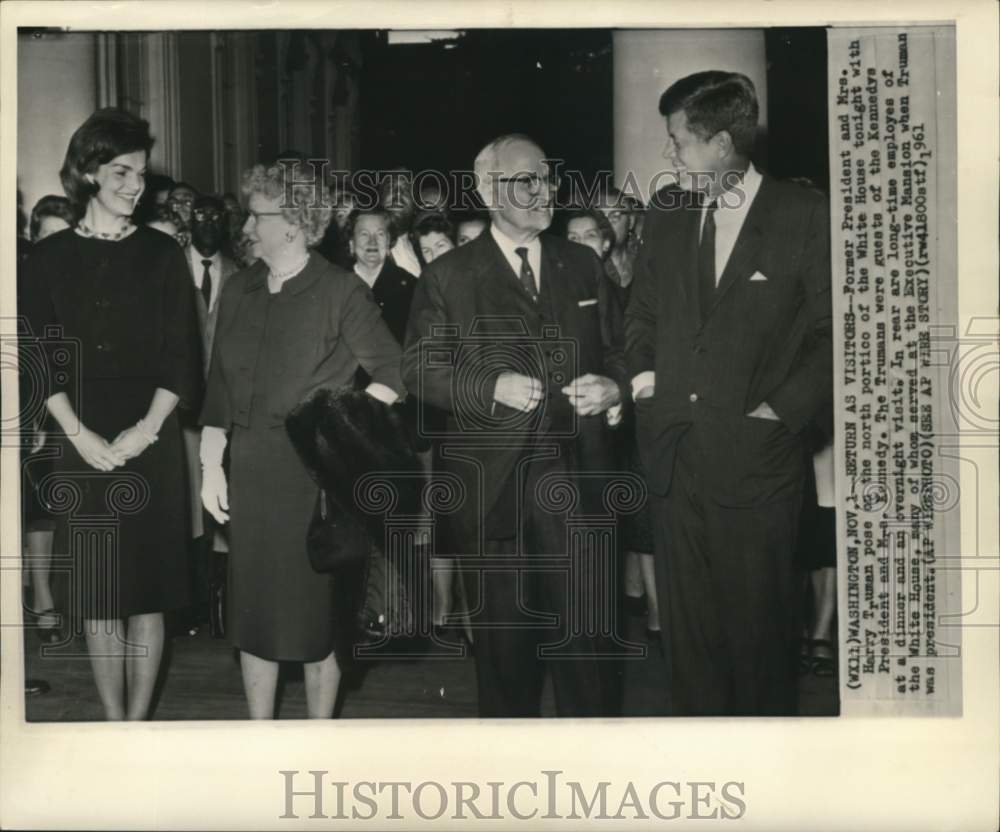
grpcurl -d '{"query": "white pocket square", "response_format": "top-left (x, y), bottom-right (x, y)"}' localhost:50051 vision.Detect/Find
top-left (577, 298), bottom-right (598, 307)
top-left (749, 271), bottom-right (769, 282)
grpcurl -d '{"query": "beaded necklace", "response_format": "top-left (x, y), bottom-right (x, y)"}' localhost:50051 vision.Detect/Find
top-left (76, 220), bottom-right (135, 241)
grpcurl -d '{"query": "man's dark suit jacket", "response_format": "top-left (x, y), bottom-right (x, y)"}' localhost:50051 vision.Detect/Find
top-left (625, 175), bottom-right (832, 506)
top-left (402, 230), bottom-right (627, 555)
top-left (370, 259), bottom-right (417, 345)
top-left (184, 246), bottom-right (240, 377)
top-left (355, 259), bottom-right (416, 392)
top-left (181, 246), bottom-right (239, 540)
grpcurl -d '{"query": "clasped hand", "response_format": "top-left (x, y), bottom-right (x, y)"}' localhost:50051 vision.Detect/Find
top-left (561, 373), bottom-right (620, 416)
top-left (494, 372), bottom-right (620, 417)
top-left (110, 425), bottom-right (155, 461)
top-left (70, 424), bottom-right (156, 471)
top-left (71, 426), bottom-right (127, 471)
top-left (493, 372), bottom-right (544, 412)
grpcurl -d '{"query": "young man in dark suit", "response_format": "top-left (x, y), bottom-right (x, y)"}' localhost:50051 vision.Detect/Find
top-left (625, 72), bottom-right (832, 716)
top-left (403, 134), bottom-right (628, 717)
top-left (181, 195), bottom-right (240, 634)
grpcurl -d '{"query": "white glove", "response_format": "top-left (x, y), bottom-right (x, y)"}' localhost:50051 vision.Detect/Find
top-left (199, 426), bottom-right (230, 524)
top-left (201, 465), bottom-right (229, 524)
top-left (365, 382), bottom-right (399, 405)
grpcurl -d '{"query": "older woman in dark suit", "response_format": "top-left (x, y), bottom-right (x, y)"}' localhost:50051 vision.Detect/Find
top-left (199, 165), bottom-right (404, 719)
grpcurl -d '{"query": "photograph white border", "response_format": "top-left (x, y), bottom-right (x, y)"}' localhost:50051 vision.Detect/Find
top-left (1, 1), bottom-right (996, 829)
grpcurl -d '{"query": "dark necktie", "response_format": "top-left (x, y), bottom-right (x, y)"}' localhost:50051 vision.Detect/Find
top-left (514, 246), bottom-right (539, 302)
top-left (201, 259), bottom-right (213, 309)
top-left (697, 197), bottom-right (718, 320)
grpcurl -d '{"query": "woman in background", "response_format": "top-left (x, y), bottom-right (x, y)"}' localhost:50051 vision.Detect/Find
top-left (29, 195), bottom-right (75, 242)
top-left (145, 203), bottom-right (184, 245)
top-left (199, 164), bottom-right (404, 719)
top-left (411, 210), bottom-right (456, 268)
top-left (408, 210), bottom-right (465, 637)
top-left (564, 206), bottom-right (660, 643)
top-left (591, 186), bottom-right (642, 291)
top-left (21, 194), bottom-right (77, 646)
top-left (22, 108), bottom-right (201, 720)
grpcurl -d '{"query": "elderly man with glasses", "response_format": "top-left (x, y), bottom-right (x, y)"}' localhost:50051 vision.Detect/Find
top-left (402, 133), bottom-right (628, 718)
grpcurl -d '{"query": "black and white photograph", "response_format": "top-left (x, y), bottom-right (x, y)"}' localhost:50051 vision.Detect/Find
top-left (1, 1), bottom-right (996, 829)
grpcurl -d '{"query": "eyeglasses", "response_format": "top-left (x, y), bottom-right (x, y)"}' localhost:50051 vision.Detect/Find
top-left (496, 173), bottom-right (561, 194)
top-left (192, 208), bottom-right (223, 222)
top-left (246, 210), bottom-right (284, 222)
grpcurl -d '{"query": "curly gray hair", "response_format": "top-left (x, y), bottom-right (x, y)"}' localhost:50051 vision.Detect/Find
top-left (241, 163), bottom-right (333, 246)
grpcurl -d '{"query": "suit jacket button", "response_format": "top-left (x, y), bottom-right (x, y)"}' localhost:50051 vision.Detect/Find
top-left (689, 393), bottom-right (699, 403)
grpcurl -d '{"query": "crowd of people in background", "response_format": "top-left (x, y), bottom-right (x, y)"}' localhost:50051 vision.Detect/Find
top-left (17, 70), bottom-right (835, 720)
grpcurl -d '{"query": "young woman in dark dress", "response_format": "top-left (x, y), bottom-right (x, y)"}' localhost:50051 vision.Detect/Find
top-left (21, 109), bottom-right (202, 720)
top-left (199, 164), bottom-right (404, 719)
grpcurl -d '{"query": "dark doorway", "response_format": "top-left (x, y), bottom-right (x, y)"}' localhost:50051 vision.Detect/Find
top-left (358, 30), bottom-right (614, 180)
top-left (764, 28), bottom-right (830, 191)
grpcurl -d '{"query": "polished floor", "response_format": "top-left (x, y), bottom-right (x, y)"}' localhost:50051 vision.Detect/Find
top-left (22, 614), bottom-right (838, 721)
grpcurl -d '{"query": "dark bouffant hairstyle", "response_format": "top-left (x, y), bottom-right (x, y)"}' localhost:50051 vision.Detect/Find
top-left (658, 71), bottom-right (759, 158)
top-left (562, 208), bottom-right (616, 254)
top-left (29, 195), bottom-right (75, 241)
top-left (59, 108), bottom-right (154, 215)
top-left (411, 210), bottom-right (455, 244)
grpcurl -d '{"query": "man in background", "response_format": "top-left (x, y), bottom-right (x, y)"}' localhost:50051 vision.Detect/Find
top-left (181, 195), bottom-right (239, 635)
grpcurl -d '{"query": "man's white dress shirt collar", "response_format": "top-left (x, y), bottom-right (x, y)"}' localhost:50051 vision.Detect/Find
top-left (189, 247), bottom-right (222, 311)
top-left (700, 162), bottom-right (763, 285)
top-left (490, 223), bottom-right (542, 292)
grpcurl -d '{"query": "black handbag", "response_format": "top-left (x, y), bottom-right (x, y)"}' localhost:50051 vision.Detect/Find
top-left (306, 487), bottom-right (371, 574)
top-left (208, 551), bottom-right (228, 639)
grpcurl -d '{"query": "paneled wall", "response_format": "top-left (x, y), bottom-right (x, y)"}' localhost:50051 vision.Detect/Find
top-left (17, 32), bottom-right (98, 216)
top-left (16, 29), bottom-right (361, 222)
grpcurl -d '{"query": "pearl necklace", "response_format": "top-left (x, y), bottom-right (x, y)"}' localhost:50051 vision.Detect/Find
top-left (267, 254), bottom-right (310, 292)
top-left (76, 220), bottom-right (135, 241)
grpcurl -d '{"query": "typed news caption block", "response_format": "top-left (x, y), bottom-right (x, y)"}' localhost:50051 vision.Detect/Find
top-left (829, 26), bottom-right (961, 715)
